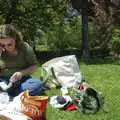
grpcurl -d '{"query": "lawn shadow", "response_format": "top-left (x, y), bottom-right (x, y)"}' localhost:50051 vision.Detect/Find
top-left (78, 58), bottom-right (120, 65)
top-left (36, 54), bottom-right (120, 66)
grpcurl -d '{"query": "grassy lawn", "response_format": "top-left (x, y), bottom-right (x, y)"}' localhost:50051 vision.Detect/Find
top-left (33, 59), bottom-right (120, 120)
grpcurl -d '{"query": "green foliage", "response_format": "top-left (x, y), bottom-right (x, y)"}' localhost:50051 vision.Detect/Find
top-left (88, 22), bottom-right (112, 49)
top-left (40, 16), bottom-right (82, 51)
top-left (111, 28), bottom-right (120, 57)
top-left (0, 0), bottom-right (68, 47)
top-left (0, 0), bottom-right (120, 56)
top-left (0, 0), bottom-right (82, 51)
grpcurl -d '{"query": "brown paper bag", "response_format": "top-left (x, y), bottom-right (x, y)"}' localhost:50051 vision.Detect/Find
top-left (21, 91), bottom-right (48, 120)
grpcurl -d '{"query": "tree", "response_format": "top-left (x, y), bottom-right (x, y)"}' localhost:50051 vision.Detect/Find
top-left (0, 0), bottom-right (67, 47)
top-left (88, 0), bottom-right (120, 56)
top-left (70, 0), bottom-right (90, 58)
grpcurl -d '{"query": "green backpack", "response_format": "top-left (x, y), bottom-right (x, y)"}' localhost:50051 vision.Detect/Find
top-left (70, 82), bottom-right (104, 114)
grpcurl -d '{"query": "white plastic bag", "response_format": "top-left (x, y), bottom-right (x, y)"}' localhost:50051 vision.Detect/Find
top-left (42, 55), bottom-right (82, 88)
top-left (0, 110), bottom-right (32, 120)
top-left (0, 92), bottom-right (9, 111)
top-left (0, 92), bottom-right (32, 120)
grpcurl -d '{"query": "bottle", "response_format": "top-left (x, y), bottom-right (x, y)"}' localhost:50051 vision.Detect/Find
top-left (61, 86), bottom-right (68, 96)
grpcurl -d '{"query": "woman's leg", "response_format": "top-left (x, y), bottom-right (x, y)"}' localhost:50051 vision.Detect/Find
top-left (8, 76), bottom-right (44, 96)
top-left (19, 77), bottom-right (44, 96)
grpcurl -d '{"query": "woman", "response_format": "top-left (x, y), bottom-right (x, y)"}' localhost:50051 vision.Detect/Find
top-left (0, 24), bottom-right (44, 97)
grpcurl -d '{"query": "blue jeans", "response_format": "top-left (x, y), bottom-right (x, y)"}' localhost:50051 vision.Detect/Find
top-left (0, 76), bottom-right (44, 97)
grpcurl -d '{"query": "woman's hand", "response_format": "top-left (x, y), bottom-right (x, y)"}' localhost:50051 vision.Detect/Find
top-left (10, 72), bottom-right (23, 83)
top-left (0, 46), bottom-right (3, 56)
top-left (10, 65), bottom-right (37, 83)
top-left (0, 45), bottom-right (5, 57)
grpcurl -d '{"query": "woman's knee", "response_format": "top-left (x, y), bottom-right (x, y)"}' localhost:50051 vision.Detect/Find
top-left (21, 78), bottom-right (44, 95)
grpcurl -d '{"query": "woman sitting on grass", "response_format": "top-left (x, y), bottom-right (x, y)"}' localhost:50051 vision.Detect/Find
top-left (0, 24), bottom-right (44, 97)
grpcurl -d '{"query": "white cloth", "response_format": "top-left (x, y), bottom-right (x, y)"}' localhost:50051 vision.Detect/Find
top-left (0, 110), bottom-right (32, 120)
top-left (0, 92), bottom-right (32, 120)
top-left (49, 96), bottom-right (72, 109)
top-left (0, 92), bottom-right (9, 111)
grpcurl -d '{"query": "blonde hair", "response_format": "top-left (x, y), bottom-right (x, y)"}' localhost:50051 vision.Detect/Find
top-left (0, 24), bottom-right (23, 49)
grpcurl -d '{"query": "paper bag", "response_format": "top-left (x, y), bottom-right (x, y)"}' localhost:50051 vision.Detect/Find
top-left (21, 91), bottom-right (48, 120)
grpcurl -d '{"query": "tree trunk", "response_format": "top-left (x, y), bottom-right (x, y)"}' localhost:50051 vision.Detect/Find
top-left (81, 0), bottom-right (90, 58)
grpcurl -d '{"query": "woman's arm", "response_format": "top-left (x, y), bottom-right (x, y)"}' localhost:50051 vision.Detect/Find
top-left (20, 64), bottom-right (38, 76)
top-left (10, 64), bottom-right (38, 83)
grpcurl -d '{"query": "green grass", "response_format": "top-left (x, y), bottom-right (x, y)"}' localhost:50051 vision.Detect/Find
top-left (32, 59), bottom-right (120, 120)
